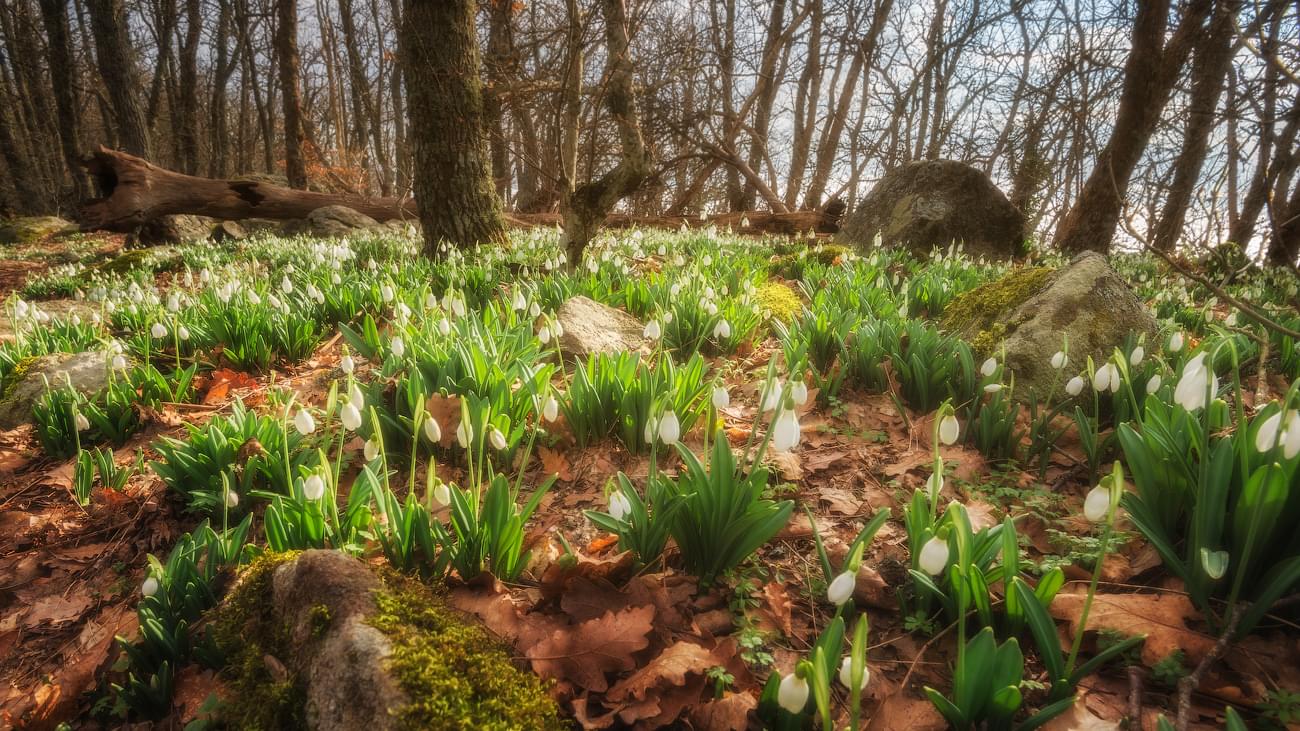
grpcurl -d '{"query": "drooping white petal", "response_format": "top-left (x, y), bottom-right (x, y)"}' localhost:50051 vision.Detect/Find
top-left (839, 656), bottom-right (869, 691)
top-left (938, 414), bottom-right (959, 445)
top-left (919, 535), bottom-right (950, 575)
top-left (1083, 484), bottom-right (1111, 523)
top-left (826, 571), bottom-right (855, 605)
top-left (777, 673), bottom-right (810, 714)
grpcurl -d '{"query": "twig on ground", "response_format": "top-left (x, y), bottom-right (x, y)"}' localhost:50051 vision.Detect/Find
top-left (1127, 665), bottom-right (1144, 729)
top-left (1175, 603), bottom-right (1243, 731)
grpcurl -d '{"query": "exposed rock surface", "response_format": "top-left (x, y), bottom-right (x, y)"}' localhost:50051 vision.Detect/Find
top-left (944, 251), bottom-right (1157, 397)
top-left (211, 220), bottom-right (247, 242)
top-left (0, 216), bottom-right (77, 245)
top-left (282, 205), bottom-right (384, 238)
top-left (556, 296), bottom-right (648, 359)
top-left (837, 160), bottom-right (1026, 259)
top-left (136, 214), bottom-right (216, 245)
top-left (0, 351), bottom-right (111, 429)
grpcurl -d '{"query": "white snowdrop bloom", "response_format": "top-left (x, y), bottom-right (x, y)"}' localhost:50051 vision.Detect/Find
top-left (926, 471), bottom-right (944, 500)
top-left (662, 311), bottom-right (673, 324)
top-left (141, 576), bottom-right (160, 597)
top-left (702, 254), bottom-right (713, 266)
top-left (1129, 346), bottom-right (1145, 366)
top-left (178, 325), bottom-right (190, 341)
top-left (489, 427), bottom-right (508, 450)
top-left (247, 290), bottom-right (261, 305)
top-left (542, 396), bottom-right (559, 423)
top-left (150, 322), bottom-right (167, 339)
top-left (538, 324), bottom-right (552, 344)
top-left (267, 293), bottom-right (283, 310)
top-left (771, 409), bottom-right (801, 452)
top-left (1092, 363), bottom-right (1114, 392)
top-left (919, 535), bottom-right (950, 576)
top-left (1173, 354), bottom-right (1218, 411)
top-left (437, 318), bottom-right (452, 336)
top-left (670, 282), bottom-right (682, 297)
top-left (712, 386), bottom-right (730, 409)
top-left (280, 275), bottom-right (293, 294)
top-left (984, 383), bottom-right (1003, 393)
top-left (74, 412), bottom-right (90, 432)
top-left (658, 410), bottom-right (681, 445)
top-left (424, 292), bottom-right (439, 309)
top-left (643, 320), bottom-right (662, 340)
top-left (1283, 412), bottom-right (1300, 459)
top-left (761, 381), bottom-right (785, 412)
top-left (451, 297), bottom-right (466, 318)
top-left (530, 302), bottom-right (542, 318)
top-left (1255, 411), bottom-right (1283, 453)
top-left (938, 414), bottom-right (959, 445)
top-left (1083, 484), bottom-right (1111, 523)
top-left (839, 656), bottom-right (869, 691)
top-left (390, 336), bottom-right (406, 358)
top-left (1066, 375), bottom-right (1085, 396)
top-left (713, 319), bottom-right (731, 339)
top-left (1146, 374), bottom-right (1162, 393)
top-left (433, 482), bottom-right (451, 507)
top-left (294, 408), bottom-right (316, 435)
top-left (200, 268), bottom-right (212, 283)
top-left (341, 402), bottom-right (362, 431)
top-left (551, 320), bottom-right (563, 337)
top-left (1225, 311), bottom-right (1238, 327)
top-left (395, 302), bottom-right (411, 321)
top-left (826, 571), bottom-right (855, 605)
top-left (1051, 351), bottom-right (1068, 370)
top-left (777, 673), bottom-right (809, 714)
top-left (790, 380), bottom-right (809, 406)
top-left (644, 417), bottom-right (658, 445)
top-left (980, 357), bottom-right (998, 377)
top-left (303, 474), bottom-right (326, 501)
top-left (225, 489), bottom-right (239, 509)
top-left (424, 416), bottom-right (442, 443)
top-left (167, 293), bottom-right (181, 312)
top-left (364, 439), bottom-right (380, 461)
top-left (608, 489), bottom-right (632, 521)
top-left (381, 284), bottom-right (395, 302)
top-left (111, 354), bottom-right (128, 370)
top-left (340, 354), bottom-right (355, 374)
top-left (512, 289), bottom-right (527, 311)
top-left (456, 419), bottom-right (473, 448)
top-left (705, 301), bottom-right (719, 316)
top-left (1169, 332), bottom-right (1185, 352)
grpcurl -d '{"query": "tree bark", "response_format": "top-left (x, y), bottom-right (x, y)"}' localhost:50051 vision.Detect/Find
top-left (176, 0), bottom-right (202, 174)
top-left (276, 0), bottom-right (308, 188)
top-left (1151, 0), bottom-right (1238, 252)
top-left (36, 0), bottom-right (91, 201)
top-left (85, 0), bottom-right (152, 158)
top-left (1053, 0), bottom-right (1215, 254)
top-left (1267, 178), bottom-right (1300, 266)
top-left (208, 0), bottom-right (239, 178)
top-left (399, 0), bottom-right (505, 251)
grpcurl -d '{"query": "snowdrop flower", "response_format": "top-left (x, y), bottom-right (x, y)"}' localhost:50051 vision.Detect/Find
top-left (771, 409), bottom-right (801, 452)
top-left (1146, 374), bottom-right (1162, 393)
top-left (1083, 483), bottom-right (1112, 523)
top-left (1225, 311), bottom-right (1238, 327)
top-left (1050, 351), bottom-right (1068, 370)
top-left (294, 408), bottom-right (316, 435)
top-left (790, 380), bottom-right (809, 407)
top-left (644, 417), bottom-right (658, 445)
top-left (150, 322), bottom-right (167, 339)
top-left (340, 353), bottom-right (355, 374)
top-left (826, 571), bottom-right (855, 605)
top-left (1065, 375), bottom-right (1085, 396)
top-left (348, 383), bottom-right (365, 409)
top-left (178, 325), bottom-right (190, 341)
top-left (225, 489), bottom-right (239, 509)
top-left (984, 383), bottom-right (1003, 393)
top-left (1283, 412), bottom-right (1300, 459)
top-left (456, 419), bottom-right (473, 448)
top-left (608, 489), bottom-right (632, 521)
top-left (437, 318), bottom-right (452, 336)
top-left (167, 293), bottom-right (181, 312)
top-left (839, 656), bottom-right (869, 691)
top-left (777, 672), bottom-right (809, 714)
top-left (74, 412), bottom-right (90, 432)
top-left (141, 576), bottom-right (159, 597)
top-left (1092, 363), bottom-right (1116, 392)
top-left (1254, 410), bottom-right (1291, 453)
top-left (713, 319), bottom-right (731, 339)
top-left (938, 414), bottom-right (959, 445)
top-left (1169, 332), bottom-right (1185, 352)
top-left (424, 416), bottom-right (442, 443)
top-left (1129, 346), bottom-right (1145, 366)
top-left (663, 311), bottom-right (674, 324)
top-left (433, 481), bottom-right (451, 507)
top-left (926, 471), bottom-right (944, 502)
top-left (658, 410), bottom-right (681, 445)
top-left (1173, 353), bottom-right (1218, 411)
top-left (489, 427), bottom-right (508, 450)
top-left (542, 396), bottom-right (559, 423)
top-left (341, 402), bottom-right (362, 431)
top-left (538, 324), bottom-right (552, 344)
top-left (980, 357), bottom-right (998, 377)
top-left (267, 293), bottom-right (284, 310)
top-left (364, 439), bottom-right (379, 461)
top-left (381, 283), bottom-right (395, 302)
top-left (280, 275), bottom-right (293, 294)
top-left (761, 381), bottom-right (785, 412)
top-left (712, 386), bottom-right (730, 409)
top-left (111, 354), bottom-right (128, 370)
top-left (643, 319), bottom-right (662, 340)
top-left (390, 336), bottom-right (405, 358)
top-left (512, 289), bottom-right (527, 311)
top-left (919, 535), bottom-right (950, 576)
top-left (248, 290), bottom-right (263, 306)
top-left (303, 474), bottom-right (326, 501)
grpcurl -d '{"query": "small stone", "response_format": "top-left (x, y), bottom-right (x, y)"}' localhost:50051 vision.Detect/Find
top-left (555, 296), bottom-right (648, 360)
top-left (0, 352), bottom-right (114, 429)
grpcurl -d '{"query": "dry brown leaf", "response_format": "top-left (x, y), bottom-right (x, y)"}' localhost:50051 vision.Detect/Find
top-left (752, 581), bottom-right (795, 637)
top-left (22, 593), bottom-right (94, 628)
top-left (540, 445), bottom-right (574, 482)
top-left (606, 641), bottom-right (717, 704)
top-left (526, 605), bottom-right (656, 692)
top-left (424, 393), bottom-right (462, 447)
top-left (1049, 591), bottom-right (1216, 666)
top-left (804, 449), bottom-right (849, 472)
top-left (766, 450), bottom-right (803, 481)
top-left (688, 691), bottom-right (758, 731)
top-left (1040, 694), bottom-right (1120, 731)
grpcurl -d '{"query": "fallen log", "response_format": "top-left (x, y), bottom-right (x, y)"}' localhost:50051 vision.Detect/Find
top-left (79, 146), bottom-right (839, 236)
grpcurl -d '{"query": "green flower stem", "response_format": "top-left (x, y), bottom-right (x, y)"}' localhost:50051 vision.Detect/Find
top-left (1066, 504), bottom-right (1115, 677)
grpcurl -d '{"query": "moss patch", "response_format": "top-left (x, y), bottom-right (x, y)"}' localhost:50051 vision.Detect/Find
top-left (754, 281), bottom-right (803, 323)
top-left (941, 265), bottom-right (1053, 354)
top-left (0, 354), bottom-right (40, 403)
top-left (769, 244), bottom-right (849, 280)
top-left (212, 550), bottom-right (306, 731)
top-left (369, 572), bottom-right (564, 731)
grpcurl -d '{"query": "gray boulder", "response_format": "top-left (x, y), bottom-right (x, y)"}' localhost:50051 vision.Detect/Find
top-left (283, 205), bottom-right (383, 238)
top-left (136, 214), bottom-right (216, 245)
top-left (0, 216), bottom-right (77, 245)
top-left (0, 351), bottom-right (112, 429)
top-left (556, 296), bottom-right (648, 360)
top-left (943, 251), bottom-right (1157, 398)
top-left (211, 220), bottom-right (247, 242)
top-left (837, 160), bottom-right (1027, 260)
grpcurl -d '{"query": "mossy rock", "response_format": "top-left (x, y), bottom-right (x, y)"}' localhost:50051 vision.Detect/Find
top-left (94, 247), bottom-right (182, 275)
top-left (755, 281), bottom-right (803, 323)
top-left (0, 216), bottom-right (77, 245)
top-left (0, 351), bottom-right (113, 429)
top-left (943, 252), bottom-right (1156, 398)
top-left (769, 244), bottom-right (849, 280)
top-left (214, 550), bottom-right (561, 731)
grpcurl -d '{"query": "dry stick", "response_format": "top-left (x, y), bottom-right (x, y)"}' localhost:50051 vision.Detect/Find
top-left (1127, 665), bottom-right (1145, 729)
top-left (1175, 603), bottom-right (1243, 731)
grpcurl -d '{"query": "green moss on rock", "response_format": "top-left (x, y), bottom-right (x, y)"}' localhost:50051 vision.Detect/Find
top-left (941, 266), bottom-right (1052, 354)
top-left (369, 573), bottom-right (564, 731)
top-left (754, 281), bottom-right (803, 323)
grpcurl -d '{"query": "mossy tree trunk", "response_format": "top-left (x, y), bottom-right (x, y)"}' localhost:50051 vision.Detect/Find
top-left (400, 0), bottom-right (506, 255)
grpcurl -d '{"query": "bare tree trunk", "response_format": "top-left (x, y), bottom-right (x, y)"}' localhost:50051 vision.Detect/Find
top-left (337, 0), bottom-right (373, 173)
top-left (1267, 179), bottom-right (1300, 266)
top-left (743, 0), bottom-right (788, 211)
top-left (176, 0), bottom-right (202, 174)
top-left (559, 0), bottom-right (650, 266)
top-left (208, 0), bottom-right (239, 178)
top-left (400, 0), bottom-right (505, 251)
top-left (785, 0), bottom-right (820, 208)
top-left (276, 0), bottom-right (307, 188)
top-left (484, 0), bottom-right (514, 202)
top-left (1151, 0), bottom-right (1238, 252)
top-left (36, 0), bottom-right (90, 201)
top-left (1054, 0), bottom-right (1214, 254)
top-left (85, 0), bottom-right (152, 158)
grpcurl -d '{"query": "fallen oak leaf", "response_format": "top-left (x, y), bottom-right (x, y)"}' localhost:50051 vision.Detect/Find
top-left (688, 692), bottom-right (757, 731)
top-left (606, 640), bottom-right (718, 705)
top-left (1049, 591), bottom-right (1216, 666)
top-left (540, 445), bottom-right (574, 482)
top-left (526, 605), bottom-right (655, 693)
